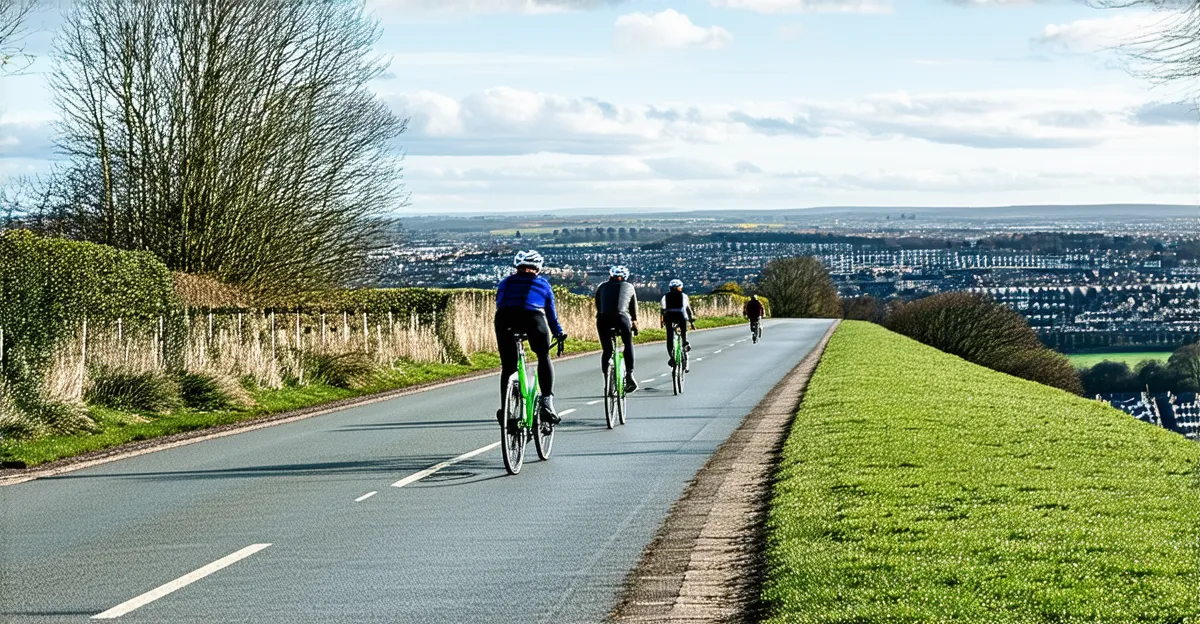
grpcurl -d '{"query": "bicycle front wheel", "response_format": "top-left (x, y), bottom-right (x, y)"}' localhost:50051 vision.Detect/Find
top-left (501, 381), bottom-right (525, 475)
top-left (534, 391), bottom-right (554, 460)
top-left (604, 366), bottom-right (617, 430)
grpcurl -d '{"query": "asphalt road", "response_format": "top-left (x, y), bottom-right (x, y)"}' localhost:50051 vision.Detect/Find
top-left (0, 319), bottom-right (833, 624)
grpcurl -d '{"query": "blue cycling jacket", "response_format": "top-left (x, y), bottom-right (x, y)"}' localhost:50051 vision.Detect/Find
top-left (496, 272), bottom-right (564, 336)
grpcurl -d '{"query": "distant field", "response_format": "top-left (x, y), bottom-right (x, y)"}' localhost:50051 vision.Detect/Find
top-left (1067, 351), bottom-right (1172, 368)
top-left (764, 322), bottom-right (1200, 623)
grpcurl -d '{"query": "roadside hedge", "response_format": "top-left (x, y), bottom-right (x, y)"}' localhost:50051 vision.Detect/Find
top-left (0, 230), bottom-right (180, 408)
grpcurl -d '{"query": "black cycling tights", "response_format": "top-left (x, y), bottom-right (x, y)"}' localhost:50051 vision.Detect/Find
top-left (596, 313), bottom-right (635, 375)
top-left (494, 307), bottom-right (554, 405)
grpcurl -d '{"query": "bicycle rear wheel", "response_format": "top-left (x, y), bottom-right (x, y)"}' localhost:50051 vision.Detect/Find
top-left (617, 359), bottom-right (627, 425)
top-left (604, 365), bottom-right (617, 429)
top-left (500, 380), bottom-right (525, 475)
top-left (533, 391), bottom-right (554, 460)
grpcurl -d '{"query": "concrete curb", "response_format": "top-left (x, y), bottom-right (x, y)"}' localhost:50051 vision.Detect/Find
top-left (0, 323), bottom-right (747, 487)
top-left (609, 319), bottom-right (840, 623)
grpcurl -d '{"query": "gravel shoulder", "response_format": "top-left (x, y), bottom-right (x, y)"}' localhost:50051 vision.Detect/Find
top-left (609, 320), bottom-right (839, 623)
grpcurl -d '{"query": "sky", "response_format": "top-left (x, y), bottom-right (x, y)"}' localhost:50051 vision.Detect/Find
top-left (1, 0), bottom-right (1197, 214)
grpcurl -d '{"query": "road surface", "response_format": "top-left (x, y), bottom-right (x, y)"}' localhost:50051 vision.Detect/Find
top-left (0, 319), bottom-right (833, 623)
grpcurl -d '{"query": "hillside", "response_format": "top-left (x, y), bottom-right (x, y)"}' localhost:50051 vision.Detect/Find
top-left (765, 321), bottom-right (1200, 623)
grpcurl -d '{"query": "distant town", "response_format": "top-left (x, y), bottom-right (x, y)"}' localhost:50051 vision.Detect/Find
top-left (379, 205), bottom-right (1199, 353)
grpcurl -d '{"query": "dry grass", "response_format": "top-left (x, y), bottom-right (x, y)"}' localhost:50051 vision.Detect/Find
top-left (28, 292), bottom-right (746, 421)
top-left (172, 272), bottom-right (254, 308)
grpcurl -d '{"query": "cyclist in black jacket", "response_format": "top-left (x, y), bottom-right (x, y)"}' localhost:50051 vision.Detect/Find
top-left (595, 265), bottom-right (639, 392)
top-left (660, 279), bottom-right (695, 371)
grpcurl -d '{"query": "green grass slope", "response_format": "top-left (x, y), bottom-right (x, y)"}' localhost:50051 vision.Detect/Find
top-left (765, 321), bottom-right (1200, 623)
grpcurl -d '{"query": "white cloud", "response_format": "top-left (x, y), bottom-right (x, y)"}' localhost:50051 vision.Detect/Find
top-left (709, 0), bottom-right (891, 14)
top-left (1036, 13), bottom-right (1165, 52)
top-left (388, 86), bottom-right (1172, 157)
top-left (614, 10), bottom-right (733, 50)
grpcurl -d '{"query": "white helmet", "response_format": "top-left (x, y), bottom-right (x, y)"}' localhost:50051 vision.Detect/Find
top-left (514, 250), bottom-right (544, 270)
top-left (669, 279), bottom-right (683, 289)
top-left (609, 265), bottom-right (629, 279)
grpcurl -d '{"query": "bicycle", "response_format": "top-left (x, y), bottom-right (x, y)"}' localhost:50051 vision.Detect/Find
top-left (500, 333), bottom-right (564, 475)
top-left (602, 329), bottom-right (632, 429)
top-left (751, 319), bottom-right (763, 344)
top-left (670, 323), bottom-right (687, 395)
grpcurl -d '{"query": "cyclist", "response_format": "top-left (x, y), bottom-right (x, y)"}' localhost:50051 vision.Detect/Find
top-left (660, 279), bottom-right (695, 372)
top-left (744, 295), bottom-right (766, 339)
top-left (595, 265), bottom-right (639, 393)
top-left (495, 250), bottom-right (567, 424)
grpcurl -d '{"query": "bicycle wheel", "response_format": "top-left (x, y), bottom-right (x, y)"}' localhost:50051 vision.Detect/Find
top-left (500, 380), bottom-right (525, 475)
top-left (617, 359), bottom-right (627, 425)
top-left (604, 365), bottom-right (617, 429)
top-left (533, 391), bottom-right (554, 460)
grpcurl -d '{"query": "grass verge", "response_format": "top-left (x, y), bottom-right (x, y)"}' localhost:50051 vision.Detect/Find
top-left (0, 316), bottom-right (746, 469)
top-left (765, 321), bottom-right (1200, 623)
top-left (1066, 351), bottom-right (1172, 369)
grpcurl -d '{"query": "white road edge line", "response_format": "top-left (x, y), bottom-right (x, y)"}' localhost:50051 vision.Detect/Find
top-left (92, 544), bottom-right (272, 619)
top-left (559, 409), bottom-right (577, 416)
top-left (586, 400), bottom-right (601, 405)
top-left (392, 442), bottom-right (500, 488)
top-left (355, 491), bottom-right (377, 502)
top-left (640, 379), bottom-right (655, 384)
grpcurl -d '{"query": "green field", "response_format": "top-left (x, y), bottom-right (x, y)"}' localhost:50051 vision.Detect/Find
top-left (1067, 351), bottom-right (1173, 368)
top-left (0, 316), bottom-right (746, 468)
top-left (764, 321), bottom-right (1200, 623)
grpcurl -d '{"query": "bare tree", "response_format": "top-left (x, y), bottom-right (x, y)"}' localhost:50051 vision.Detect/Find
top-left (1093, 0), bottom-right (1200, 86)
top-left (755, 256), bottom-right (841, 318)
top-left (38, 0), bottom-right (407, 294)
top-left (0, 0), bottom-right (38, 73)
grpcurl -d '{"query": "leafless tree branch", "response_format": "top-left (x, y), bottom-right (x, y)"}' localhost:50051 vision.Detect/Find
top-left (33, 0), bottom-right (408, 295)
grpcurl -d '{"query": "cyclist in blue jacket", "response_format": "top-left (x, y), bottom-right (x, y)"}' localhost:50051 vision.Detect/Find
top-left (496, 250), bottom-right (567, 424)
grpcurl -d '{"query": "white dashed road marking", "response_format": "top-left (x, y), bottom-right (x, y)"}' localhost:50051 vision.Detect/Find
top-left (355, 491), bottom-right (377, 502)
top-left (93, 544), bottom-right (272, 619)
top-left (392, 443), bottom-right (500, 488)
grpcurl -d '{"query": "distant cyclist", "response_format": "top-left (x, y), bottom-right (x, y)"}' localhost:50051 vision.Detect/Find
top-left (595, 265), bottom-right (639, 392)
top-left (495, 250), bottom-right (567, 424)
top-left (744, 295), bottom-right (766, 339)
top-left (660, 279), bottom-right (695, 371)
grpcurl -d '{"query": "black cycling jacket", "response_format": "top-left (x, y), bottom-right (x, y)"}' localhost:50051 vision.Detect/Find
top-left (595, 279), bottom-right (638, 321)
top-left (660, 291), bottom-right (694, 322)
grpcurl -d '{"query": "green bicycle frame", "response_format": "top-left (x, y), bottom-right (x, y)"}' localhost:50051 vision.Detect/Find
top-left (514, 344), bottom-right (540, 428)
top-left (613, 339), bottom-right (625, 395)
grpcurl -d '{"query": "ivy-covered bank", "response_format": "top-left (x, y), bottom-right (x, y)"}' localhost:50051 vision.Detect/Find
top-left (0, 230), bottom-right (180, 436)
